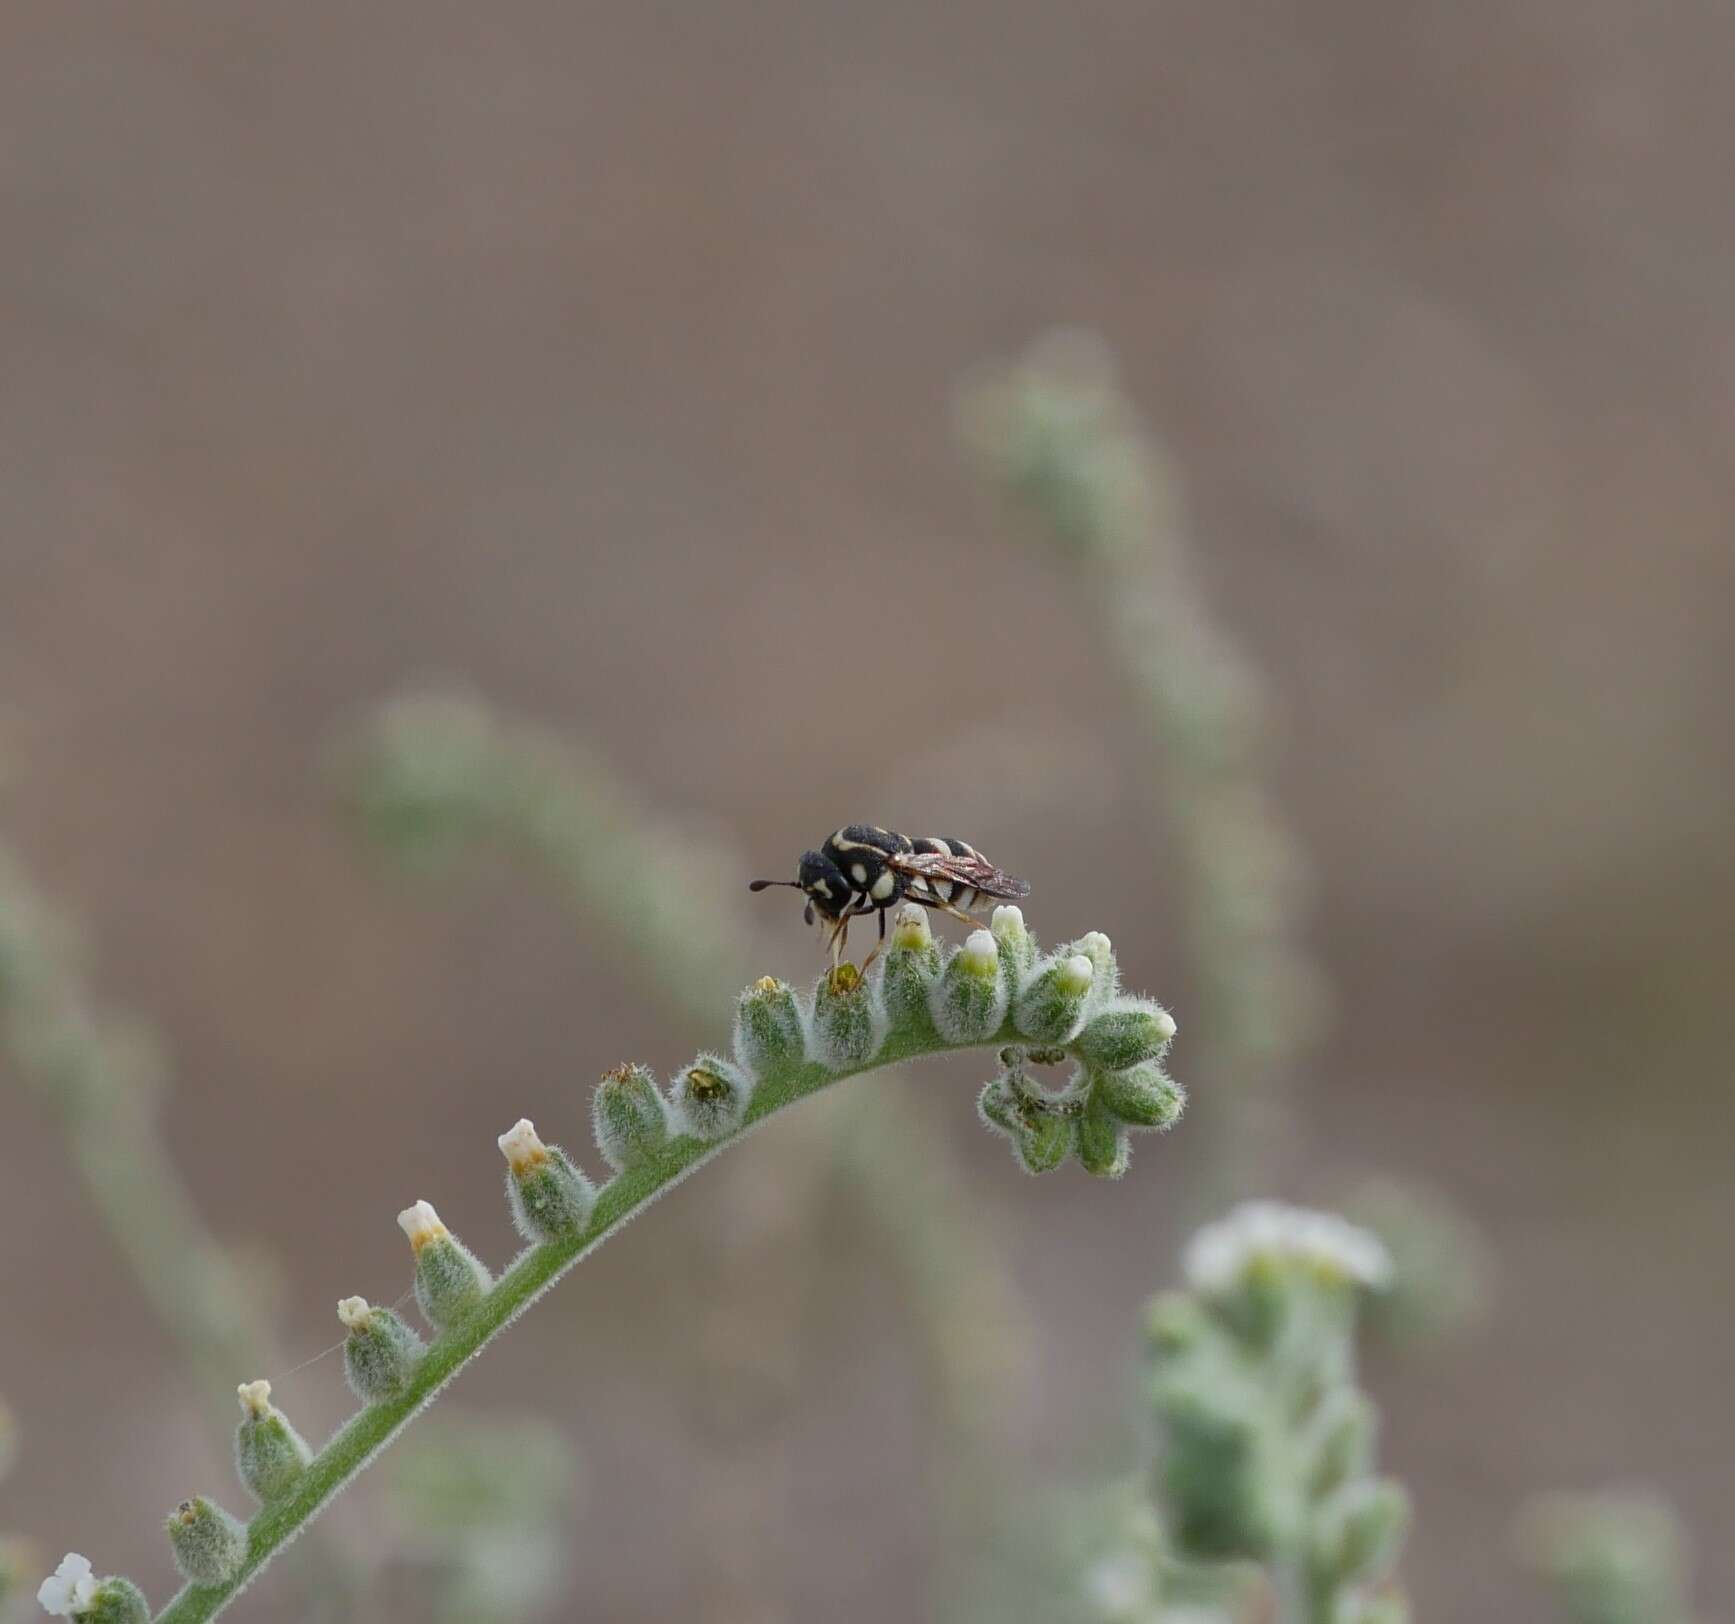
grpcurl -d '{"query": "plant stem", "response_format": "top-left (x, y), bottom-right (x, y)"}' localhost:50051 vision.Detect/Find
top-left (152, 1021), bottom-right (1025, 1624)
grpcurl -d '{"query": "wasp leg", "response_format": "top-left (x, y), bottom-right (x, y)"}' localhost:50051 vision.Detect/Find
top-left (919, 895), bottom-right (984, 929)
top-left (858, 905), bottom-right (891, 973)
top-left (825, 900), bottom-right (876, 966)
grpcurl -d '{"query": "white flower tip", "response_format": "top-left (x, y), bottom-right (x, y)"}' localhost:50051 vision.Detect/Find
top-left (1058, 954), bottom-right (1096, 994)
top-left (1079, 931), bottom-right (1112, 958)
top-left (1182, 1201), bottom-right (1394, 1294)
top-left (1152, 1006), bottom-right (1177, 1041)
top-left (990, 903), bottom-right (1026, 935)
top-left (960, 929), bottom-right (999, 973)
top-left (37, 1553), bottom-right (97, 1616)
top-left (497, 1118), bottom-right (548, 1173)
top-left (337, 1295), bottom-right (373, 1330)
top-left (890, 903), bottom-right (932, 948)
top-left (236, 1379), bottom-right (273, 1418)
top-left (397, 1199), bottom-right (448, 1253)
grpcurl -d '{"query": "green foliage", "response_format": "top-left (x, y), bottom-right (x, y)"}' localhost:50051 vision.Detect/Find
top-left (1520, 1491), bottom-right (1698, 1624)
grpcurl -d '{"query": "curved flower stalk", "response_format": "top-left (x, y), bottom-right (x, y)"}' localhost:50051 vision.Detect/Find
top-left (958, 334), bottom-right (1321, 1191)
top-left (1519, 1491), bottom-right (1699, 1624)
top-left (38, 910), bottom-right (1177, 1623)
top-left (340, 688), bottom-right (1042, 1605)
top-left (1078, 1203), bottom-right (1408, 1624)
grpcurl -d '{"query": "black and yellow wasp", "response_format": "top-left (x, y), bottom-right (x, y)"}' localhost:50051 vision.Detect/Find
top-left (751, 825), bottom-right (1031, 965)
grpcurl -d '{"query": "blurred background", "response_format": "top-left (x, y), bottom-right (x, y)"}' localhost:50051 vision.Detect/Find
top-left (2, 3), bottom-right (1732, 1620)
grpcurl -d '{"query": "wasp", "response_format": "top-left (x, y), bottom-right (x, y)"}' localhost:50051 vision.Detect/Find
top-left (751, 825), bottom-right (1031, 966)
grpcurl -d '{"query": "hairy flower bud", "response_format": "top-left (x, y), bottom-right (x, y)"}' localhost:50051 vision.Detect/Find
top-left (498, 1119), bottom-right (596, 1243)
top-left (990, 904), bottom-right (1037, 982)
top-left (878, 905), bottom-right (943, 1033)
top-left (233, 1380), bottom-right (311, 1504)
top-left (1074, 999), bottom-right (1176, 1072)
top-left (1059, 930), bottom-right (1120, 1009)
top-left (810, 962), bottom-right (887, 1070)
top-left (1303, 1389), bottom-right (1377, 1503)
top-left (1311, 1480), bottom-right (1410, 1588)
top-left (1012, 952), bottom-right (1094, 1044)
top-left (671, 1054), bottom-right (751, 1140)
top-left (1076, 1089), bottom-right (1131, 1179)
top-left (165, 1498), bottom-right (247, 1587)
top-left (929, 931), bottom-right (1008, 1044)
top-left (1094, 1060), bottom-right (1185, 1129)
top-left (592, 1063), bottom-right (670, 1172)
top-left (78, 1577), bottom-right (150, 1624)
top-left (732, 977), bottom-right (806, 1079)
top-left (1154, 1383), bottom-right (1286, 1562)
top-left (398, 1200), bottom-right (492, 1330)
top-left (339, 1296), bottom-right (426, 1403)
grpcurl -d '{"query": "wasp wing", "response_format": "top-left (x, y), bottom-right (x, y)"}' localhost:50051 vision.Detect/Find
top-left (890, 848), bottom-right (1032, 901)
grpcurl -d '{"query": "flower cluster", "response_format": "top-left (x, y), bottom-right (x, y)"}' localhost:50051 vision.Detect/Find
top-left (1132, 1204), bottom-right (1408, 1623)
top-left (33, 903), bottom-right (1177, 1622)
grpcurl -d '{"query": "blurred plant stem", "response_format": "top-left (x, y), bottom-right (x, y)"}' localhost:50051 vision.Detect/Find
top-left (342, 690), bottom-right (1038, 1618)
top-left (0, 841), bottom-right (270, 1400)
top-left (960, 333), bottom-right (1325, 1194)
top-left (0, 838), bottom-right (360, 1616)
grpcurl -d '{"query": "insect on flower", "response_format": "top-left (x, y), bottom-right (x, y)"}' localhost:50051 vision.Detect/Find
top-left (751, 825), bottom-right (1031, 966)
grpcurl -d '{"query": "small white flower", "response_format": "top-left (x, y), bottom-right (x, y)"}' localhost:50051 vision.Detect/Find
top-left (959, 929), bottom-right (999, 974)
top-left (1082, 1550), bottom-right (1149, 1618)
top-left (1183, 1201), bottom-right (1393, 1294)
top-left (236, 1379), bottom-right (274, 1418)
top-left (38, 1552), bottom-right (98, 1616)
top-left (990, 903), bottom-right (1026, 935)
top-left (336, 1295), bottom-right (374, 1331)
top-left (396, 1199), bottom-right (448, 1254)
top-left (496, 1118), bottom-right (548, 1174)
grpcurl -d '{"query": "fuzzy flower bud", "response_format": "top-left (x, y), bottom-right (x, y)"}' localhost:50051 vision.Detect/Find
top-left (990, 904), bottom-right (1037, 981)
top-left (1094, 1060), bottom-right (1185, 1130)
top-left (592, 1063), bottom-right (670, 1172)
top-left (732, 976), bottom-right (806, 1079)
top-left (339, 1296), bottom-right (426, 1403)
top-left (1012, 952), bottom-right (1095, 1044)
top-left (1154, 1382), bottom-right (1286, 1561)
top-left (878, 904), bottom-right (942, 1032)
top-left (1073, 999), bottom-right (1176, 1072)
top-left (498, 1119), bottom-right (596, 1244)
top-left (398, 1200), bottom-right (492, 1330)
top-left (1311, 1480), bottom-right (1410, 1588)
top-left (1076, 1089), bottom-right (1132, 1178)
top-left (977, 1050), bottom-right (1082, 1175)
top-left (929, 930), bottom-right (1008, 1044)
top-left (77, 1578), bottom-right (149, 1624)
top-left (165, 1498), bottom-right (247, 1587)
top-left (1060, 930), bottom-right (1120, 1008)
top-left (233, 1380), bottom-right (311, 1504)
top-left (810, 962), bottom-right (887, 1070)
top-left (671, 1054), bottom-right (751, 1140)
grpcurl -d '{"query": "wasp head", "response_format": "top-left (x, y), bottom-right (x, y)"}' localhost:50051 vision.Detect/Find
top-left (796, 849), bottom-right (851, 923)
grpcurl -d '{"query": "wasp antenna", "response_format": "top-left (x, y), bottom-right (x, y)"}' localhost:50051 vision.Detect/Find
top-left (749, 879), bottom-right (799, 892)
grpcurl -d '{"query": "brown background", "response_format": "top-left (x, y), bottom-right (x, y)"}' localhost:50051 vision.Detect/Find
top-left (2, 3), bottom-right (1732, 1619)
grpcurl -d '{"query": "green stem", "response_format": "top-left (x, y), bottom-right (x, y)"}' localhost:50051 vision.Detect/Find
top-left (152, 1022), bottom-right (1019, 1624)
